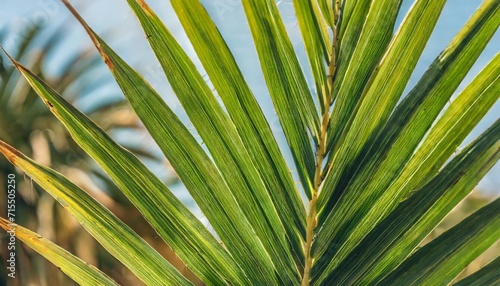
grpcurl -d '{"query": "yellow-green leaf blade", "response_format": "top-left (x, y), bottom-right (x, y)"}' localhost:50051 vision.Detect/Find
top-left (0, 218), bottom-right (119, 286)
top-left (0, 141), bottom-right (191, 286)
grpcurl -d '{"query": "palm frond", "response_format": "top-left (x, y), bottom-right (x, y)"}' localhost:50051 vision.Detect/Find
top-left (1, 0), bottom-right (498, 285)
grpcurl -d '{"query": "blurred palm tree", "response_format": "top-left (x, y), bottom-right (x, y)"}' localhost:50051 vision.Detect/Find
top-left (0, 24), bottom-right (179, 285)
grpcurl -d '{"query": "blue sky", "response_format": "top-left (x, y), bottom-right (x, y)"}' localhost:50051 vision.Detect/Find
top-left (1, 0), bottom-right (499, 196)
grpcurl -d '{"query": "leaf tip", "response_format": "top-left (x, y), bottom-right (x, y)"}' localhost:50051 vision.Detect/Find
top-left (62, 0), bottom-right (115, 70)
top-left (0, 140), bottom-right (22, 165)
top-left (0, 46), bottom-right (23, 70)
top-left (136, 0), bottom-right (154, 16)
